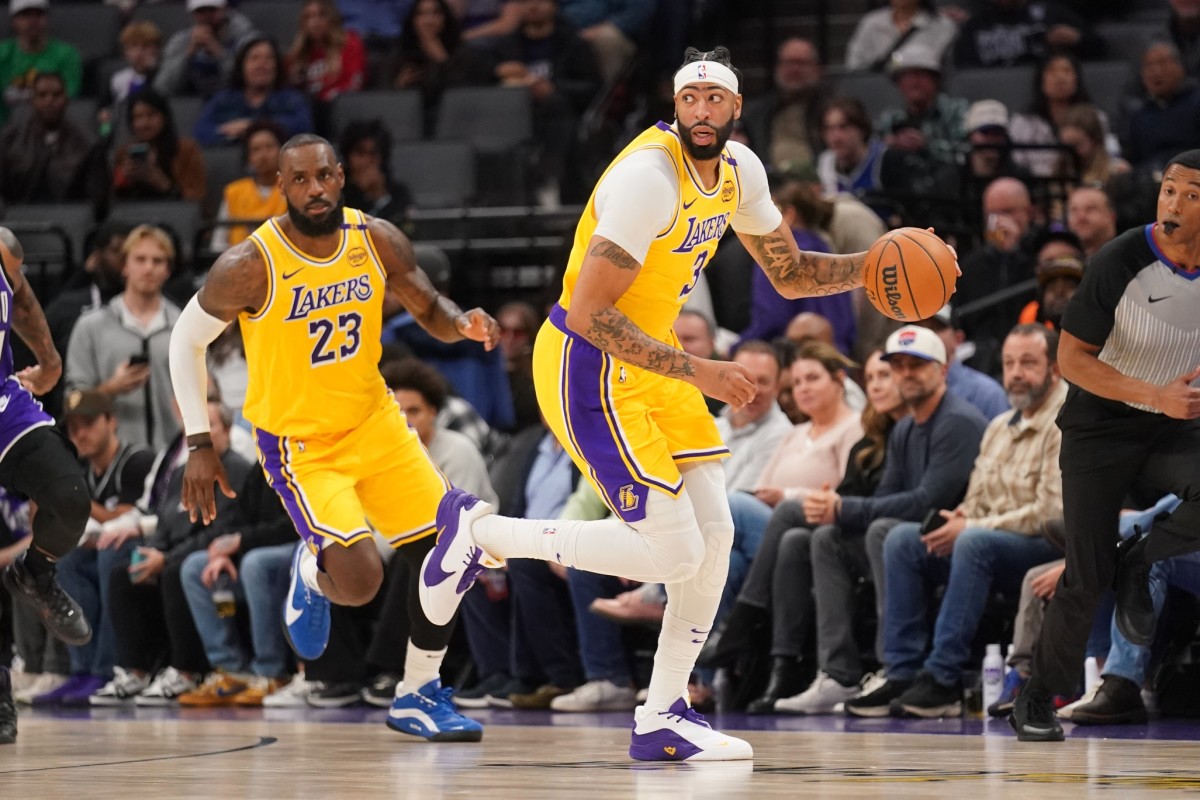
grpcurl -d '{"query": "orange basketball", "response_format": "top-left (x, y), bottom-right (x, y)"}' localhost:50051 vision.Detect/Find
top-left (862, 227), bottom-right (957, 322)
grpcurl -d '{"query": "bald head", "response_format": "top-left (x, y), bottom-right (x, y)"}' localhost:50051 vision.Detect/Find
top-left (785, 312), bottom-right (834, 347)
top-left (983, 177), bottom-right (1032, 237)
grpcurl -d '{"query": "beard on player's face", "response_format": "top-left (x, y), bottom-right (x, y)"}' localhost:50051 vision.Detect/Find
top-left (287, 192), bottom-right (345, 237)
top-left (679, 115), bottom-right (734, 161)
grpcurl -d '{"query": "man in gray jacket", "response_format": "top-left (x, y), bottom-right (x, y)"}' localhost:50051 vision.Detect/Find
top-left (66, 226), bottom-right (181, 452)
top-left (153, 0), bottom-right (257, 98)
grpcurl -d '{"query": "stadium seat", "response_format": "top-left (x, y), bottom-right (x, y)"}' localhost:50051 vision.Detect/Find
top-left (948, 66), bottom-right (1036, 115)
top-left (4, 202), bottom-right (94, 269)
top-left (1082, 61), bottom-right (1138, 122)
top-left (201, 146), bottom-right (247, 218)
top-left (828, 71), bottom-right (901, 123)
top-left (47, 4), bottom-right (121, 65)
top-left (330, 90), bottom-right (423, 144)
top-left (130, 2), bottom-right (193, 40)
top-left (107, 200), bottom-right (204, 265)
top-left (412, 242), bottom-right (451, 288)
top-left (171, 96), bottom-right (205, 141)
top-left (66, 97), bottom-right (98, 139)
top-left (1095, 22), bottom-right (1160, 64)
top-left (435, 87), bottom-right (532, 153)
top-left (391, 140), bottom-right (476, 209)
top-left (239, 0), bottom-right (301, 49)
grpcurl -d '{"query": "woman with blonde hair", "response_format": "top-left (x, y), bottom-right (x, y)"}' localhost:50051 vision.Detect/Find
top-left (286, 0), bottom-right (365, 105)
top-left (1056, 104), bottom-right (1129, 186)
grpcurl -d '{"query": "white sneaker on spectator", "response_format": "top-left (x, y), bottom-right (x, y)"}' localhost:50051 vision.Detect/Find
top-left (136, 667), bottom-right (197, 707)
top-left (15, 672), bottom-right (68, 705)
top-left (90, 667), bottom-right (150, 706)
top-left (775, 672), bottom-right (860, 715)
top-left (550, 680), bottom-right (639, 712)
top-left (9, 669), bottom-right (39, 695)
top-left (263, 676), bottom-right (320, 708)
top-left (1056, 681), bottom-right (1102, 721)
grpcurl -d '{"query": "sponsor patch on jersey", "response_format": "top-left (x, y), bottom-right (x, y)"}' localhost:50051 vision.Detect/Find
top-left (347, 247), bottom-right (369, 268)
top-left (721, 179), bottom-right (735, 202)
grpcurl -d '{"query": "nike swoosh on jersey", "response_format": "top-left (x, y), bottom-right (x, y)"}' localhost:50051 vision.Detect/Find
top-left (1148, 295), bottom-right (1172, 303)
top-left (682, 198), bottom-right (697, 209)
top-left (283, 268), bottom-right (305, 280)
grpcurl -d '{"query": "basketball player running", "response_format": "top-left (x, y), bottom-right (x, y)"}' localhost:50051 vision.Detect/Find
top-left (420, 47), bottom-right (937, 761)
top-left (1011, 150), bottom-right (1200, 741)
top-left (169, 134), bottom-right (499, 742)
top-left (0, 227), bottom-right (99, 744)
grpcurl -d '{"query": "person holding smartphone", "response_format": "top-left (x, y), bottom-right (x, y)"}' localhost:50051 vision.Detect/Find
top-left (66, 226), bottom-right (182, 452)
top-left (112, 87), bottom-right (206, 202)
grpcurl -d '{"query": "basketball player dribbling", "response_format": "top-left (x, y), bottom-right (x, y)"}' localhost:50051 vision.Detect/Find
top-left (169, 134), bottom-right (499, 742)
top-left (421, 47), bottom-right (954, 761)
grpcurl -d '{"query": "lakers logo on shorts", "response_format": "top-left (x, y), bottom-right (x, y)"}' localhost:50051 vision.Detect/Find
top-left (618, 484), bottom-right (640, 513)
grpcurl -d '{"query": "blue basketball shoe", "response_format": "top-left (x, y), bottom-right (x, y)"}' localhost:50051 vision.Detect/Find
top-left (282, 543), bottom-right (330, 660)
top-left (387, 678), bottom-right (484, 742)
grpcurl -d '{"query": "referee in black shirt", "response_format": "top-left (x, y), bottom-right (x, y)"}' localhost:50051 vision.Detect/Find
top-left (1013, 151), bottom-right (1200, 741)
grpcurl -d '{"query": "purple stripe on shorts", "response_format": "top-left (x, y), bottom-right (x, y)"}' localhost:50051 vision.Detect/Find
top-left (254, 428), bottom-right (332, 550)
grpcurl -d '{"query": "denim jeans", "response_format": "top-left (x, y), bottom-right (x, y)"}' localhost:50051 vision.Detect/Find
top-left (884, 522), bottom-right (1061, 685)
top-left (54, 540), bottom-right (138, 678)
top-left (725, 491), bottom-right (773, 618)
top-left (180, 543), bottom-right (293, 677)
top-left (1104, 551), bottom-right (1200, 685)
top-left (566, 568), bottom-right (630, 684)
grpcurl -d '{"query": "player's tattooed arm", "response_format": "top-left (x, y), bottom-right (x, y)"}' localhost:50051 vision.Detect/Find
top-left (567, 236), bottom-right (694, 379)
top-left (0, 227), bottom-right (59, 373)
top-left (368, 217), bottom-right (500, 348)
top-left (738, 221), bottom-right (864, 299)
top-left (197, 240), bottom-right (269, 321)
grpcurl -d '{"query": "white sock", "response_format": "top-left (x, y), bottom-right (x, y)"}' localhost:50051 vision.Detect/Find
top-left (402, 643), bottom-right (445, 692)
top-left (298, 544), bottom-right (322, 594)
top-left (473, 491), bottom-right (704, 584)
top-left (644, 606), bottom-right (711, 712)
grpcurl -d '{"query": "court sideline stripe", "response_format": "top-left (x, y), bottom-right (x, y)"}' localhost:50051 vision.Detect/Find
top-left (0, 735), bottom-right (278, 774)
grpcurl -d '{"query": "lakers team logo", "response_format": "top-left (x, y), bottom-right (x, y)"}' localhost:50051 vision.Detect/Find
top-left (618, 484), bottom-right (640, 513)
top-left (347, 247), bottom-right (368, 268)
top-left (721, 180), bottom-right (735, 202)
top-left (284, 276), bottom-right (373, 321)
top-left (671, 212), bottom-right (731, 253)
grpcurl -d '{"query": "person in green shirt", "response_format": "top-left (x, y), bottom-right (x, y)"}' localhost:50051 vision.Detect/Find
top-left (0, 0), bottom-right (82, 125)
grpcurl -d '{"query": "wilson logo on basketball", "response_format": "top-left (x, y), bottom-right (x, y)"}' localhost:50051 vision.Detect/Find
top-left (881, 263), bottom-right (908, 319)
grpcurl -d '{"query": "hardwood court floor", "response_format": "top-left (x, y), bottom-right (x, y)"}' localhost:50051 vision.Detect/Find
top-left (5, 708), bottom-right (1200, 799)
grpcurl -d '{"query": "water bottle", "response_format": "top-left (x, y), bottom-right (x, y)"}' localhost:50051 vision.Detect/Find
top-left (982, 643), bottom-right (1004, 711)
top-left (212, 573), bottom-right (237, 619)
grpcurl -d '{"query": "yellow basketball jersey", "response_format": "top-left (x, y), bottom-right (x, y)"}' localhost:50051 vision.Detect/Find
top-left (240, 207), bottom-right (389, 436)
top-left (557, 121), bottom-right (743, 343)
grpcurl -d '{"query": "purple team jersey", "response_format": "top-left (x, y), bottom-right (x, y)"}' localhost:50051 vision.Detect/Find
top-left (0, 269), bottom-right (54, 459)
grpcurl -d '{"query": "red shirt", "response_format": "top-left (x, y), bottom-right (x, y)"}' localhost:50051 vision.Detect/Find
top-left (295, 31), bottom-right (365, 102)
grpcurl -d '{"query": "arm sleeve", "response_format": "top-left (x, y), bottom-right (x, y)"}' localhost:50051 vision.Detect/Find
top-left (168, 296), bottom-right (232, 436)
top-left (727, 142), bottom-right (784, 236)
top-left (591, 149), bottom-right (678, 264)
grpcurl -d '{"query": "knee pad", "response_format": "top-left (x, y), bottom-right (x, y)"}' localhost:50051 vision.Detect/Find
top-left (680, 463), bottom-right (735, 596)
top-left (31, 473), bottom-right (90, 558)
top-left (633, 489), bottom-right (706, 584)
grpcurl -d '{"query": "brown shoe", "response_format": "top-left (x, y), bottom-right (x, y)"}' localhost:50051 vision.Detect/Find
top-left (178, 671), bottom-right (249, 707)
top-left (509, 683), bottom-right (573, 709)
top-left (589, 591), bottom-right (665, 628)
top-left (233, 677), bottom-right (285, 707)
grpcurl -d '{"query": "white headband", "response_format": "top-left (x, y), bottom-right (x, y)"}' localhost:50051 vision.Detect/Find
top-left (673, 60), bottom-right (739, 96)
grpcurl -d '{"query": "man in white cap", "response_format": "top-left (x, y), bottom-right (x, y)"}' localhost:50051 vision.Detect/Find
top-left (0, 0), bottom-right (81, 124)
top-left (418, 45), bottom-right (943, 761)
top-left (876, 44), bottom-right (967, 163)
top-left (776, 324), bottom-right (987, 717)
top-left (154, 0), bottom-right (256, 98)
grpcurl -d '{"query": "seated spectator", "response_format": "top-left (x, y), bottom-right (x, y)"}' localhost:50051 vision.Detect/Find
top-left (0, 0), bottom-right (81, 124)
top-left (951, 100), bottom-right (1035, 231)
top-left (0, 71), bottom-right (95, 205)
top-left (955, 177), bottom-right (1038, 377)
top-left (176, 468), bottom-right (298, 707)
top-left (741, 38), bottom-right (830, 172)
top-left (715, 342), bottom-right (794, 496)
top-left (392, 0), bottom-right (484, 130)
top-left (804, 327), bottom-right (988, 717)
top-left (914, 305), bottom-right (1010, 420)
top-left (1169, 0), bottom-right (1200, 78)
top-left (1009, 51), bottom-right (1101, 177)
top-left (459, 0), bottom-right (523, 42)
top-left (31, 391), bottom-right (156, 707)
top-left (211, 120), bottom-right (287, 252)
top-left (877, 45), bottom-right (968, 164)
top-left (1056, 104), bottom-right (1129, 185)
top-left (487, 0), bottom-right (601, 205)
top-left (286, 0), bottom-right (366, 121)
top-left (1067, 184), bottom-right (1118, 258)
top-left (706, 350), bottom-right (905, 713)
top-left (783, 312), bottom-right (868, 412)
top-left (90, 401), bottom-right (250, 707)
top-left (113, 88), bottom-right (207, 203)
top-left (194, 36), bottom-right (314, 147)
top-left (155, 0), bottom-right (257, 99)
top-left (558, 0), bottom-right (652, 83)
top-left (66, 226), bottom-right (182, 452)
top-left (738, 183), bottom-right (854, 353)
top-left (496, 301), bottom-right (541, 432)
top-left (845, 0), bottom-right (958, 72)
top-left (673, 310), bottom-right (724, 416)
top-left (336, 0), bottom-right (405, 63)
top-left (953, 0), bottom-right (1101, 69)
top-left (340, 119), bottom-right (413, 226)
top-left (99, 21), bottom-right (163, 138)
top-left (817, 97), bottom-right (885, 199)
top-left (1017, 228), bottom-right (1086, 329)
top-left (1126, 41), bottom-right (1200, 171)
top-left (880, 325), bottom-right (1065, 718)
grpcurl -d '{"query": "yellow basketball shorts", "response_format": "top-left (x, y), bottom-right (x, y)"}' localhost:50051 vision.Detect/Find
top-left (533, 305), bottom-right (729, 523)
top-left (254, 393), bottom-right (450, 551)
